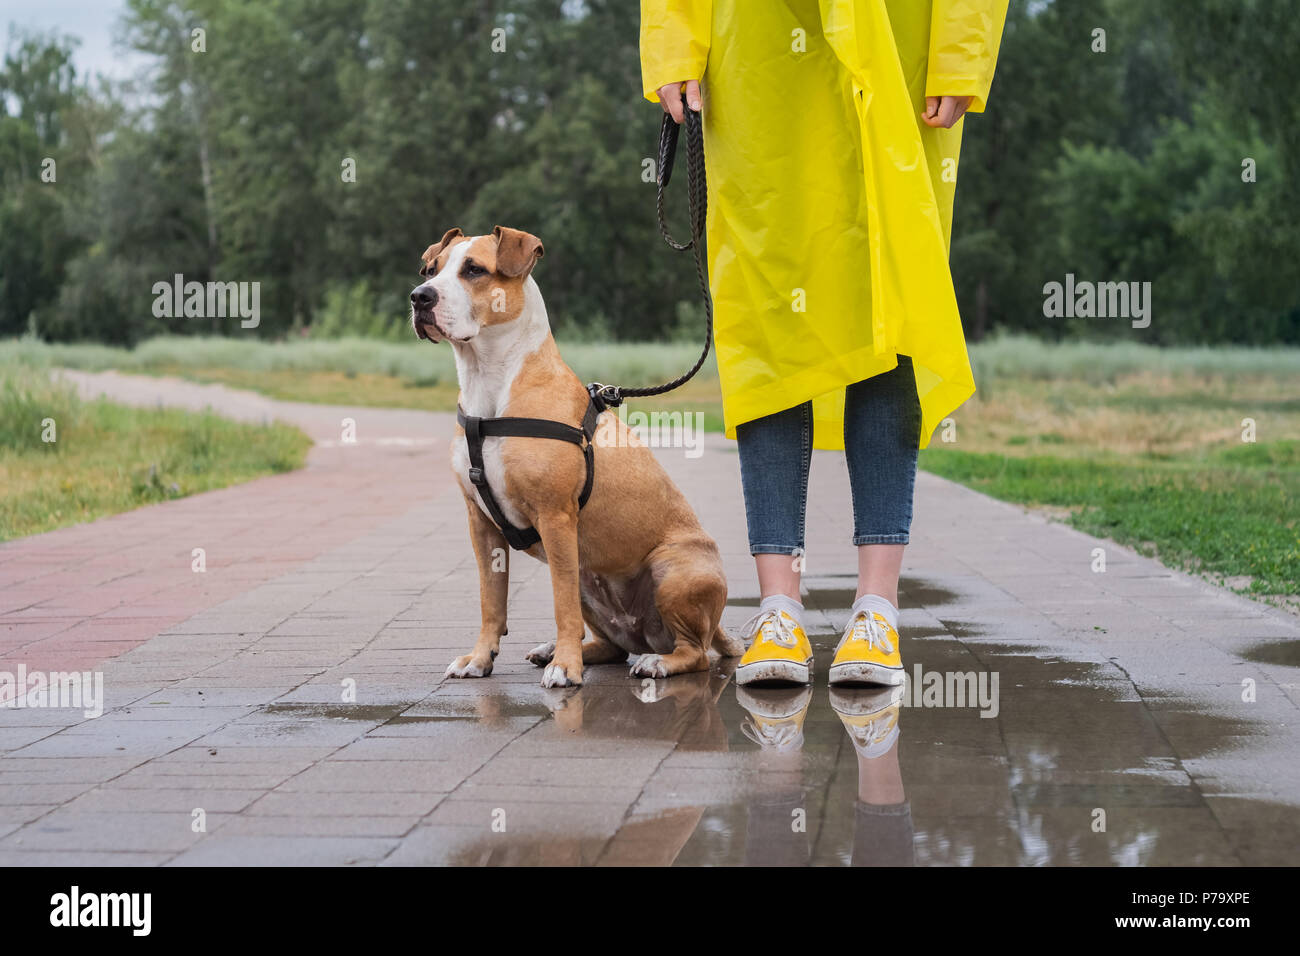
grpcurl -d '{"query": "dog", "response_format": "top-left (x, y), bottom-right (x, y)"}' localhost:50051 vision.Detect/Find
top-left (410, 226), bottom-right (742, 688)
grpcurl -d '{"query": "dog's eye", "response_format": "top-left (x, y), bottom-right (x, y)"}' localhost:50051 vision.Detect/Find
top-left (462, 262), bottom-right (487, 278)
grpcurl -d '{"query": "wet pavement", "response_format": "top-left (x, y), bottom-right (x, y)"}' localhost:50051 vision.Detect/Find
top-left (1, 372), bottom-right (1297, 865)
top-left (364, 579), bottom-right (1290, 867)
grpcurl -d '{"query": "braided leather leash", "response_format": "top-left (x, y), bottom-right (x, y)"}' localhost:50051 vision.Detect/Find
top-left (588, 103), bottom-right (712, 410)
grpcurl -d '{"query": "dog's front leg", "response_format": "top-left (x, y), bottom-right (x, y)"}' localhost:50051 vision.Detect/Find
top-left (445, 496), bottom-right (510, 679)
top-left (535, 509), bottom-right (584, 687)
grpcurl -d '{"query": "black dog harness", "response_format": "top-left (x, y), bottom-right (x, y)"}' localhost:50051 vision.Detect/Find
top-left (457, 386), bottom-right (606, 551)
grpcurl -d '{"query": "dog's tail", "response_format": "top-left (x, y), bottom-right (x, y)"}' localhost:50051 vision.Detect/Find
top-left (710, 624), bottom-right (746, 658)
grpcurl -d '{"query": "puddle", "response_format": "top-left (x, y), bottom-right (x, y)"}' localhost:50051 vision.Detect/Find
top-left (803, 587), bottom-right (858, 611)
top-left (900, 575), bottom-right (962, 608)
top-left (312, 583), bottom-right (1288, 866)
top-left (259, 703), bottom-right (408, 722)
top-left (408, 602), bottom-right (1281, 865)
top-left (1239, 640), bottom-right (1300, 667)
top-left (727, 577), bottom-right (960, 614)
top-left (892, 625), bottom-right (950, 639)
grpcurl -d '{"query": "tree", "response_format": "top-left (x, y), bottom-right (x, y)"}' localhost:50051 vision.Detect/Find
top-left (0, 32), bottom-right (91, 336)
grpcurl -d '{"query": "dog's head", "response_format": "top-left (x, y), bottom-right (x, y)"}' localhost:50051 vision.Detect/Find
top-left (408, 226), bottom-right (545, 343)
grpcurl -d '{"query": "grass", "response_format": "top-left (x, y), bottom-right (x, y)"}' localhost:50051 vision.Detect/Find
top-left (0, 363), bottom-right (311, 541)
top-left (920, 444), bottom-right (1299, 597)
top-left (968, 334), bottom-right (1300, 383)
top-left (3, 332), bottom-right (1298, 600)
top-left (0, 334), bottom-right (716, 395)
top-left (920, 355), bottom-right (1300, 602)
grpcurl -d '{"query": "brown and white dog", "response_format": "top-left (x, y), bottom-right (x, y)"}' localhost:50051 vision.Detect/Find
top-left (410, 226), bottom-right (741, 688)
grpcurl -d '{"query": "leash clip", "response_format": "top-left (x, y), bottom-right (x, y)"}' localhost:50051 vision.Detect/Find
top-left (587, 382), bottom-right (623, 411)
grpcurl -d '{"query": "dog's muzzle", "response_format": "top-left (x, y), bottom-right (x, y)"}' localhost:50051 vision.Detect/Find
top-left (410, 287), bottom-right (439, 340)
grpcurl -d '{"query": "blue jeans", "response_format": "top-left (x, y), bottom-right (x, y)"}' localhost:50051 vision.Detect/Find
top-left (736, 357), bottom-right (921, 554)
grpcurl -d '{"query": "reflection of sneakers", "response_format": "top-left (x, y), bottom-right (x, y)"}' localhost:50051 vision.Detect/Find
top-left (829, 611), bottom-right (904, 686)
top-left (738, 686), bottom-right (813, 752)
top-left (830, 685), bottom-right (904, 759)
top-left (735, 608), bottom-right (814, 686)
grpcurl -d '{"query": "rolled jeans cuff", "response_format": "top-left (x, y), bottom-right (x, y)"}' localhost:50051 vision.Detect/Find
top-left (852, 533), bottom-right (910, 546)
top-left (749, 544), bottom-right (804, 556)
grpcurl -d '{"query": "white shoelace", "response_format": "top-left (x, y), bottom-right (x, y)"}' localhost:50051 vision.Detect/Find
top-left (741, 608), bottom-right (801, 649)
top-left (839, 611), bottom-right (895, 654)
top-left (844, 719), bottom-right (878, 747)
top-left (741, 717), bottom-right (803, 751)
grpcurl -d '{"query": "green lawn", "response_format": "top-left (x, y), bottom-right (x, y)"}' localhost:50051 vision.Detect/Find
top-left (0, 367), bottom-right (310, 541)
top-left (920, 441), bottom-right (1299, 598)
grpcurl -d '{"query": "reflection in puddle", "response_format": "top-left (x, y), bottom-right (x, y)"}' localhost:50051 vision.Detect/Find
top-left (731, 683), bottom-right (913, 865)
top-left (260, 703), bottom-right (407, 721)
top-left (380, 578), bottom-right (1283, 865)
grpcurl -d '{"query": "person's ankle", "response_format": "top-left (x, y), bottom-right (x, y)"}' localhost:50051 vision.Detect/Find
top-left (759, 592), bottom-right (804, 623)
top-left (851, 592), bottom-right (898, 630)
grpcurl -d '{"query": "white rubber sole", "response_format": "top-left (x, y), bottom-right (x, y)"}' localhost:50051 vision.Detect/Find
top-left (734, 657), bottom-right (813, 686)
top-left (829, 683), bottom-right (906, 718)
top-left (828, 660), bottom-right (906, 687)
top-left (735, 685), bottom-right (813, 718)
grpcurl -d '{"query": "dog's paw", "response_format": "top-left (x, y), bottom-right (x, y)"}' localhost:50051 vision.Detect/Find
top-left (540, 662), bottom-right (582, 688)
top-left (445, 653), bottom-right (493, 679)
top-left (542, 686), bottom-right (584, 732)
top-left (632, 679), bottom-right (665, 703)
top-left (629, 654), bottom-right (669, 679)
top-left (525, 642), bottom-right (556, 667)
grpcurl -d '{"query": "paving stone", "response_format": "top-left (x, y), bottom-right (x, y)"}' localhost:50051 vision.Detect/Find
top-left (278, 760), bottom-right (470, 793)
top-left (63, 787), bottom-right (264, 814)
top-left (216, 814), bottom-right (425, 839)
top-left (0, 850), bottom-right (171, 866)
top-left (3, 809), bottom-right (223, 853)
top-left (166, 835), bottom-right (397, 866)
top-left (248, 790), bottom-right (444, 818)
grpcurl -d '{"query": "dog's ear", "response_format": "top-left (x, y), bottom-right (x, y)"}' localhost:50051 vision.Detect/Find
top-left (492, 226), bottom-right (544, 279)
top-left (420, 227), bottom-right (464, 276)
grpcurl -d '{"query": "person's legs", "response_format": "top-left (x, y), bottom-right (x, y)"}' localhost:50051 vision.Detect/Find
top-left (830, 357), bottom-right (921, 686)
top-left (843, 356), bottom-right (921, 610)
top-left (736, 400), bottom-right (814, 598)
top-left (857, 545), bottom-right (904, 608)
top-left (755, 554), bottom-right (801, 602)
top-left (734, 401), bottom-right (816, 685)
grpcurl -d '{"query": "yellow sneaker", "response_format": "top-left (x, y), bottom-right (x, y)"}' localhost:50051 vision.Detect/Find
top-left (830, 685), bottom-right (904, 758)
top-left (829, 610), bottom-right (904, 686)
top-left (734, 608), bottom-right (813, 686)
top-left (737, 686), bottom-right (812, 752)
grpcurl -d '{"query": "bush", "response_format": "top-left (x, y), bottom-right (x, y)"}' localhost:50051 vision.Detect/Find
top-left (0, 358), bottom-right (81, 453)
top-left (311, 281), bottom-right (411, 342)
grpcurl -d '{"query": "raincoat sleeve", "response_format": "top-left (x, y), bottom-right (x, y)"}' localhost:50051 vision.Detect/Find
top-left (925, 0), bottom-right (1010, 113)
top-left (639, 0), bottom-right (713, 103)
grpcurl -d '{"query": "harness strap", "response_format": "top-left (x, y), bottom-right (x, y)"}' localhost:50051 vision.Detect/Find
top-left (456, 395), bottom-right (601, 551)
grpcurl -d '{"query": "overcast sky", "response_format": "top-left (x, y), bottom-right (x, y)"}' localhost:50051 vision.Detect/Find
top-left (1, 0), bottom-right (146, 83)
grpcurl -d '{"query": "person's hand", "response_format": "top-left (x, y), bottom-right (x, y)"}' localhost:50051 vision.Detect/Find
top-left (922, 95), bottom-right (973, 129)
top-left (656, 80), bottom-right (702, 124)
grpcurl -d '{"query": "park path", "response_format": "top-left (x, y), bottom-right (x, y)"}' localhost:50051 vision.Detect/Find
top-left (0, 369), bottom-right (1296, 865)
top-left (0, 371), bottom-right (452, 677)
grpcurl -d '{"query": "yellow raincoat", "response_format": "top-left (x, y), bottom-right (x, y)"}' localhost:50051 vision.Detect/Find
top-left (640, 0), bottom-right (1008, 449)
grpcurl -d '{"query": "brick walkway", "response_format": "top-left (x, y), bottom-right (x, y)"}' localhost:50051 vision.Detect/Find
top-left (0, 370), bottom-right (1296, 865)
